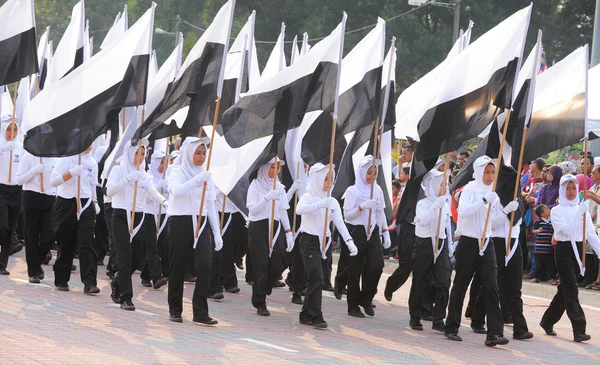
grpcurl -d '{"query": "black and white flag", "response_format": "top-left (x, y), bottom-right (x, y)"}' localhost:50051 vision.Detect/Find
top-left (22, 4), bottom-right (155, 157)
top-left (0, 0), bottom-right (38, 86)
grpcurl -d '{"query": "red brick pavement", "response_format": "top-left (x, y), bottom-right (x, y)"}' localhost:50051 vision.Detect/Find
top-left (1, 251), bottom-right (600, 364)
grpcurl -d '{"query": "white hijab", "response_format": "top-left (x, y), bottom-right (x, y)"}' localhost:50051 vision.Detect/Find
top-left (306, 163), bottom-right (332, 199)
top-left (254, 157), bottom-right (285, 194)
top-left (171, 137), bottom-right (209, 180)
top-left (462, 155), bottom-right (496, 193)
top-left (121, 140), bottom-right (148, 175)
top-left (0, 119), bottom-right (19, 145)
top-left (353, 155), bottom-right (381, 201)
top-left (149, 150), bottom-right (166, 182)
top-left (558, 174), bottom-right (579, 208)
top-left (420, 169), bottom-right (446, 262)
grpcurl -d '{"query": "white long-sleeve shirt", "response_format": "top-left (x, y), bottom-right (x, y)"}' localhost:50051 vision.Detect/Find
top-left (456, 189), bottom-right (496, 240)
top-left (246, 180), bottom-right (289, 222)
top-left (106, 165), bottom-right (164, 212)
top-left (51, 157), bottom-right (98, 200)
top-left (297, 194), bottom-right (352, 242)
top-left (414, 198), bottom-right (451, 240)
top-left (167, 167), bottom-right (216, 216)
top-left (0, 143), bottom-right (25, 186)
top-left (15, 152), bottom-right (57, 195)
top-left (551, 205), bottom-right (600, 256)
top-left (491, 203), bottom-right (521, 239)
top-left (216, 189), bottom-right (240, 213)
top-left (343, 186), bottom-right (387, 235)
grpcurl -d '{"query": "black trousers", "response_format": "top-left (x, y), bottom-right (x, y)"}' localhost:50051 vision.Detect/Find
top-left (168, 215), bottom-right (212, 318)
top-left (104, 203), bottom-right (117, 275)
top-left (0, 184), bottom-right (21, 271)
top-left (140, 215), bottom-right (164, 282)
top-left (541, 241), bottom-right (587, 334)
top-left (248, 219), bottom-right (286, 308)
top-left (23, 191), bottom-right (54, 277)
top-left (287, 234), bottom-right (305, 295)
top-left (385, 223), bottom-right (415, 294)
top-left (409, 237), bottom-right (451, 323)
top-left (471, 238), bottom-right (530, 336)
top-left (299, 233), bottom-right (325, 322)
top-left (445, 236), bottom-right (503, 337)
top-left (52, 197), bottom-right (97, 287)
top-left (534, 252), bottom-right (556, 281)
top-left (220, 212), bottom-right (244, 290)
top-left (346, 224), bottom-right (384, 308)
top-left (155, 214), bottom-right (169, 277)
top-left (334, 232), bottom-right (350, 291)
top-left (112, 209), bottom-right (144, 301)
top-left (95, 187), bottom-right (108, 261)
top-left (322, 241), bottom-right (333, 288)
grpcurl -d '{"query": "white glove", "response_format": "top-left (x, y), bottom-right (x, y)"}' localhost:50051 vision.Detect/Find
top-left (359, 199), bottom-right (378, 210)
top-left (382, 231), bottom-right (391, 249)
top-left (94, 202), bottom-right (101, 215)
top-left (155, 180), bottom-right (166, 190)
top-left (577, 202), bottom-right (588, 216)
top-left (318, 197), bottom-right (335, 209)
top-left (432, 196), bottom-right (446, 210)
top-left (503, 200), bottom-right (519, 214)
top-left (285, 232), bottom-right (295, 252)
top-left (193, 171), bottom-right (212, 184)
top-left (126, 170), bottom-right (145, 182)
top-left (484, 192), bottom-right (499, 205)
top-left (346, 239), bottom-right (358, 256)
top-left (289, 180), bottom-right (301, 192)
top-left (265, 189), bottom-right (280, 201)
top-left (33, 164), bottom-right (46, 174)
top-left (213, 233), bottom-right (223, 251)
top-left (70, 165), bottom-right (87, 176)
top-left (1, 141), bottom-right (16, 152)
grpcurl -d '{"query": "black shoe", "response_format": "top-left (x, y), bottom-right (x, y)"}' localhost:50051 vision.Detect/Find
top-left (348, 307), bottom-right (365, 318)
top-left (421, 313), bottom-right (433, 322)
top-left (333, 285), bottom-right (343, 300)
top-left (37, 270), bottom-right (45, 280)
top-left (445, 333), bottom-right (462, 341)
top-left (120, 299), bottom-right (136, 311)
top-left (540, 324), bottom-right (557, 336)
top-left (153, 278), bottom-right (168, 289)
top-left (141, 279), bottom-right (153, 287)
top-left (574, 333), bottom-right (591, 342)
top-left (0, 268), bottom-right (10, 275)
top-left (312, 318), bottom-right (328, 329)
top-left (193, 315), bottom-right (218, 326)
top-left (28, 276), bottom-right (40, 284)
top-left (55, 284), bottom-right (70, 292)
top-left (246, 280), bottom-right (254, 286)
top-left (471, 324), bottom-right (487, 334)
top-left (285, 277), bottom-right (294, 292)
top-left (361, 303), bottom-right (375, 317)
top-left (322, 284), bottom-right (334, 292)
top-left (9, 242), bottom-right (23, 256)
top-left (97, 258), bottom-right (105, 266)
top-left (504, 316), bottom-right (513, 324)
top-left (43, 252), bottom-right (52, 265)
top-left (184, 276), bottom-right (196, 283)
top-left (236, 261), bottom-right (244, 270)
top-left (274, 280), bottom-right (286, 288)
top-left (210, 292), bottom-right (224, 300)
top-left (485, 335), bottom-right (509, 347)
top-left (299, 316), bottom-right (311, 326)
top-left (169, 314), bottom-right (183, 323)
top-left (409, 319), bottom-right (423, 331)
top-left (291, 294), bottom-right (304, 305)
top-left (513, 331), bottom-right (533, 340)
top-left (110, 279), bottom-right (121, 304)
top-left (257, 307), bottom-right (270, 316)
top-left (384, 291), bottom-right (392, 302)
top-left (432, 321), bottom-right (446, 333)
top-left (106, 271), bottom-right (115, 280)
top-left (84, 286), bottom-right (101, 295)
top-left (225, 286), bottom-right (240, 294)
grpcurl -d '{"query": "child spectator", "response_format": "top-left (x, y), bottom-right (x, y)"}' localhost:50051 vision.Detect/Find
top-left (532, 204), bottom-right (556, 284)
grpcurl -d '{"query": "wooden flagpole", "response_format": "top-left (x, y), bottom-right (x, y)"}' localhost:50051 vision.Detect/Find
top-left (195, 97), bottom-right (221, 238)
top-left (292, 162), bottom-right (301, 237)
top-left (366, 116), bottom-right (381, 232)
top-left (480, 109), bottom-right (512, 251)
top-left (434, 153), bottom-right (451, 255)
top-left (121, 108), bottom-right (126, 136)
top-left (582, 137), bottom-right (589, 267)
top-left (220, 193), bottom-right (227, 232)
top-left (506, 127), bottom-right (528, 256)
top-left (268, 156), bottom-right (279, 251)
top-left (35, 76), bottom-right (44, 193)
top-left (156, 143), bottom-right (170, 234)
top-left (8, 81), bottom-right (18, 184)
top-left (130, 106), bottom-right (146, 233)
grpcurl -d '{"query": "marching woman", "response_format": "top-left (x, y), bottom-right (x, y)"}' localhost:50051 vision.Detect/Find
top-left (0, 118), bottom-right (25, 276)
top-left (167, 137), bottom-right (222, 325)
top-left (50, 145), bottom-right (100, 294)
top-left (246, 158), bottom-right (294, 316)
top-left (407, 169), bottom-right (452, 332)
top-left (296, 163), bottom-right (358, 328)
top-left (16, 149), bottom-right (56, 283)
top-left (106, 141), bottom-right (168, 311)
top-left (470, 165), bottom-right (533, 340)
top-left (444, 156), bottom-right (507, 346)
top-left (540, 174), bottom-right (600, 342)
top-left (285, 167), bottom-right (306, 305)
top-left (343, 155), bottom-right (391, 318)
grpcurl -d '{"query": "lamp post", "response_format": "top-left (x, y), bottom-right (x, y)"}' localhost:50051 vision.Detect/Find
top-left (408, 0), bottom-right (461, 42)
